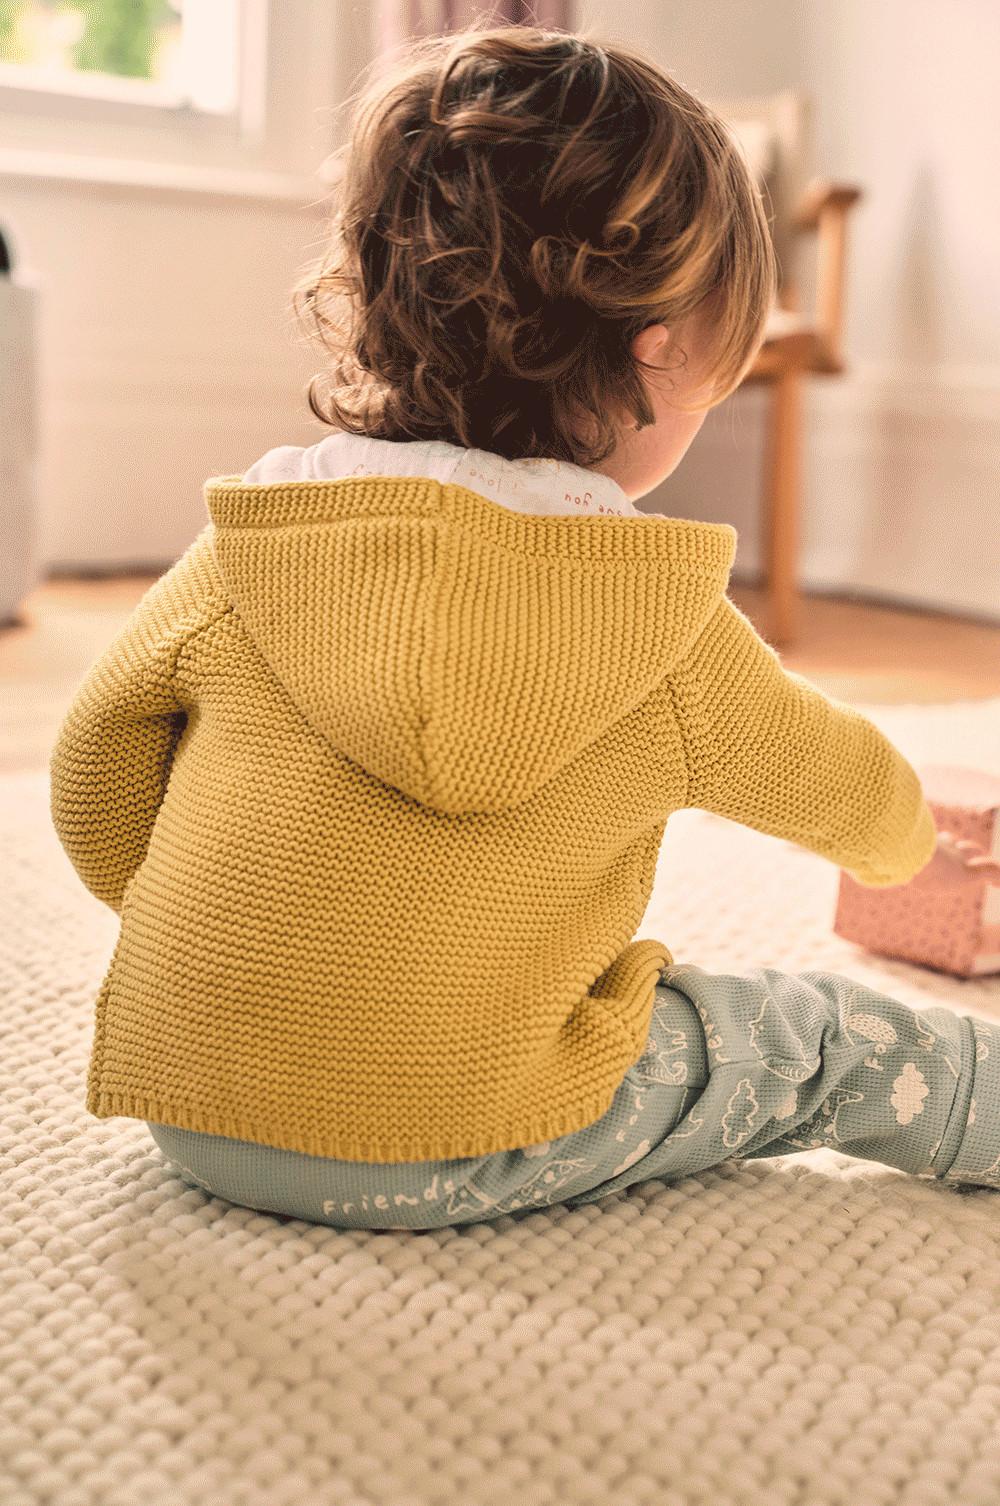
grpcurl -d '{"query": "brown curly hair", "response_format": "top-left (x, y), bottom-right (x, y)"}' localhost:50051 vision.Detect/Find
top-left (293, 19), bottom-right (777, 467)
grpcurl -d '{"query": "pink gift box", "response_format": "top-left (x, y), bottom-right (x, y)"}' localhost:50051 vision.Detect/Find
top-left (833, 764), bottom-right (1000, 978)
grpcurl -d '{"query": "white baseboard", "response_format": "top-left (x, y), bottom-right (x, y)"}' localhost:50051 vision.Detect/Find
top-left (37, 361), bottom-right (323, 569)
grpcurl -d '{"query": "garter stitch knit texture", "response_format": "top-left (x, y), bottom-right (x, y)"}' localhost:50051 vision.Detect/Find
top-left (49, 473), bottom-right (938, 1162)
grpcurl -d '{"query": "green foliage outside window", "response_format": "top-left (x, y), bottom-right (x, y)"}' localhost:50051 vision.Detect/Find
top-left (0, 0), bottom-right (178, 80)
top-left (0, 1), bottom-right (29, 63)
top-left (71, 0), bottom-right (172, 80)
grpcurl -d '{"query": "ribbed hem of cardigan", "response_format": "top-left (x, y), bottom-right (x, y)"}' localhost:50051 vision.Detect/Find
top-left (87, 938), bottom-right (675, 1162)
top-left (87, 1082), bottom-right (642, 1163)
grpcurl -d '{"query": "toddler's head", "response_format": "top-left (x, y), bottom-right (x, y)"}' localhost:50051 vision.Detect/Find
top-left (295, 21), bottom-right (776, 497)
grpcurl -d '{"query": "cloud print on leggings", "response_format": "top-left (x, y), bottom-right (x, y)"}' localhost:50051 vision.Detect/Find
top-left (722, 1078), bottom-right (760, 1148)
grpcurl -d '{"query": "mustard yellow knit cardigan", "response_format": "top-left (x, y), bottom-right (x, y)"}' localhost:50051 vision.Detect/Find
top-left (49, 475), bottom-right (937, 1162)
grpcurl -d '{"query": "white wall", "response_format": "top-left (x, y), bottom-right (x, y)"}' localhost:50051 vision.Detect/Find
top-left (5, 181), bottom-right (324, 568)
top-left (579, 0), bottom-right (1000, 620)
top-left (1, 0), bottom-right (374, 571)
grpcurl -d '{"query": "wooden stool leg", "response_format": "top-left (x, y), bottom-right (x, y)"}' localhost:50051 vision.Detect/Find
top-left (762, 369), bottom-right (803, 647)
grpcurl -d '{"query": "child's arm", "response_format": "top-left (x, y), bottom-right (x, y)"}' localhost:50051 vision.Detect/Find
top-left (48, 526), bottom-right (229, 913)
top-left (666, 594), bottom-right (937, 887)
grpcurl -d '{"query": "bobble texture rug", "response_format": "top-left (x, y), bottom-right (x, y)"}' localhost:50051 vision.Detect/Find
top-left (4, 698), bottom-right (1000, 1506)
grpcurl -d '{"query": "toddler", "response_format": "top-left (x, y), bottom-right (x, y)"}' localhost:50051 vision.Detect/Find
top-left (50, 22), bottom-right (1000, 1229)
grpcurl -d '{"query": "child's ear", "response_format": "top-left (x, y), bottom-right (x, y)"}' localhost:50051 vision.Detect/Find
top-left (630, 323), bottom-right (672, 365)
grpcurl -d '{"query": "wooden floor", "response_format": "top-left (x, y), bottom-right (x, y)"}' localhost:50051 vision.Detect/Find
top-left (2, 571), bottom-right (998, 773)
top-left (730, 583), bottom-right (1000, 703)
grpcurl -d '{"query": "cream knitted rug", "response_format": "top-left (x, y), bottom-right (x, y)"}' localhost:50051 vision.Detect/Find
top-left (4, 698), bottom-right (1000, 1506)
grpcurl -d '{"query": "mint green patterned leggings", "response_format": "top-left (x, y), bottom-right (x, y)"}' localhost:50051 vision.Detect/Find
top-left (147, 962), bottom-right (1000, 1230)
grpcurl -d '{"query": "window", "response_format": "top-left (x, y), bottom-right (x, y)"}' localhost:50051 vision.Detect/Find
top-left (0, 0), bottom-right (242, 116)
top-left (0, 2), bottom-right (338, 202)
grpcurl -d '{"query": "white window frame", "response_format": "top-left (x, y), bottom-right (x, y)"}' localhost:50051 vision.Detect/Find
top-left (0, 0), bottom-right (348, 203)
top-left (0, 0), bottom-right (266, 136)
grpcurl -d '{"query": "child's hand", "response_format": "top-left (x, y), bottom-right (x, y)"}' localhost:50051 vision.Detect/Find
top-left (909, 829), bottom-right (1000, 890)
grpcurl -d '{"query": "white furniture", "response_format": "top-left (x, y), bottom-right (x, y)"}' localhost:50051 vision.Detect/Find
top-left (0, 225), bottom-right (39, 627)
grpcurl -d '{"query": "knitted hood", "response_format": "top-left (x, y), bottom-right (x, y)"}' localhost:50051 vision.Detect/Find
top-left (204, 474), bottom-right (737, 815)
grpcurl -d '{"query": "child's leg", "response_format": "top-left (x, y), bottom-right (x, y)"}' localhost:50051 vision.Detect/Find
top-left (149, 964), bottom-right (1000, 1231)
top-left (568, 962), bottom-right (1000, 1207)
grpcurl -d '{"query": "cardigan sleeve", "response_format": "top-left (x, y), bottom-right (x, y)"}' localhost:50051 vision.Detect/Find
top-left (667, 594), bottom-right (938, 887)
top-left (48, 526), bottom-right (229, 913)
